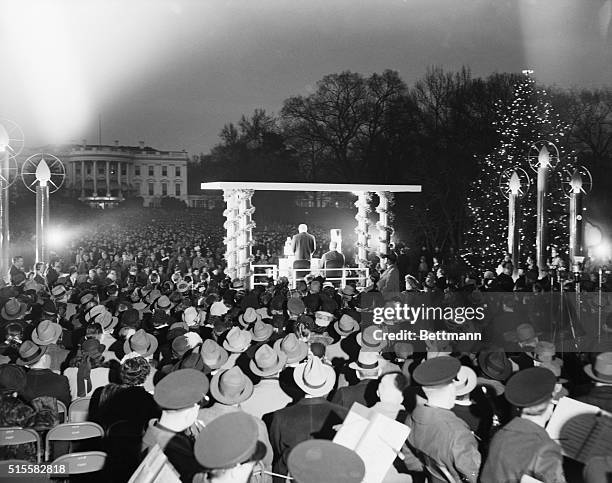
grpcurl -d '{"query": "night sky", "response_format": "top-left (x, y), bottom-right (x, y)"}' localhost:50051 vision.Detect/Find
top-left (1, 0), bottom-right (610, 155)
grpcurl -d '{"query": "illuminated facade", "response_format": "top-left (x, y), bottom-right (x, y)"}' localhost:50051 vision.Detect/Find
top-left (63, 141), bottom-right (189, 208)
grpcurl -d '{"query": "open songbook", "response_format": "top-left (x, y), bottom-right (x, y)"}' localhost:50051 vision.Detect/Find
top-left (546, 397), bottom-right (612, 464)
top-left (333, 402), bottom-right (411, 483)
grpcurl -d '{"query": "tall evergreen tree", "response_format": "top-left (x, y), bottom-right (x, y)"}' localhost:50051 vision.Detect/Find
top-left (462, 71), bottom-right (573, 269)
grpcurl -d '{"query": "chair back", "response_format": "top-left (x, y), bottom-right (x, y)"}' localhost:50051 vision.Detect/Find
top-left (56, 400), bottom-right (67, 424)
top-left (68, 396), bottom-right (91, 422)
top-left (0, 427), bottom-right (41, 463)
top-left (51, 451), bottom-right (107, 475)
top-left (45, 422), bottom-right (104, 462)
top-left (293, 260), bottom-right (311, 270)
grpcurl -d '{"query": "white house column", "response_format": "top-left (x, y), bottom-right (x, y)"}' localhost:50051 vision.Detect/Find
top-left (106, 160), bottom-right (111, 197)
top-left (80, 160), bottom-right (85, 197)
top-left (93, 160), bottom-right (98, 197)
top-left (117, 161), bottom-right (123, 198)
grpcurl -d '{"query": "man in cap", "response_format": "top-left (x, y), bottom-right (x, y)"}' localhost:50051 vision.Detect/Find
top-left (268, 356), bottom-right (347, 478)
top-left (198, 366), bottom-right (274, 482)
top-left (194, 412), bottom-right (268, 483)
top-left (141, 368), bottom-right (209, 483)
top-left (480, 367), bottom-right (565, 483)
top-left (287, 440), bottom-right (365, 483)
top-left (403, 356), bottom-right (480, 483)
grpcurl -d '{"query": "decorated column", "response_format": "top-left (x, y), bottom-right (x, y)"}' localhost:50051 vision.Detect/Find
top-left (223, 189), bottom-right (239, 280)
top-left (35, 159), bottom-right (51, 263)
top-left (236, 189), bottom-right (255, 287)
top-left (0, 125), bottom-right (10, 282)
top-left (535, 145), bottom-right (552, 271)
top-left (376, 191), bottom-right (394, 256)
top-left (567, 166), bottom-right (592, 266)
top-left (106, 160), bottom-right (111, 197)
top-left (354, 191), bottom-right (370, 268)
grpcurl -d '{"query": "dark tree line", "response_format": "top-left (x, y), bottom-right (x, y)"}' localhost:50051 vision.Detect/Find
top-left (189, 67), bottom-right (612, 251)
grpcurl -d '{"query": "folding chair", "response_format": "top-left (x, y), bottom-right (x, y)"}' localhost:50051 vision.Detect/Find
top-left (45, 422), bottom-right (104, 462)
top-left (68, 397), bottom-right (91, 423)
top-left (50, 451), bottom-right (107, 476)
top-left (0, 427), bottom-right (42, 463)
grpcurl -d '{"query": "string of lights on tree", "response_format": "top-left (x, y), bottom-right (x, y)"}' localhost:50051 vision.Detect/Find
top-left (462, 71), bottom-right (574, 269)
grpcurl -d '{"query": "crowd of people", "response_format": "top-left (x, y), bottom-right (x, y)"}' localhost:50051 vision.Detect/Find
top-left (1, 212), bottom-right (612, 482)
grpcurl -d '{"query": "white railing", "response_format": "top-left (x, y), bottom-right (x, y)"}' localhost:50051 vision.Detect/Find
top-left (250, 264), bottom-right (279, 287)
top-left (251, 264), bottom-right (369, 289)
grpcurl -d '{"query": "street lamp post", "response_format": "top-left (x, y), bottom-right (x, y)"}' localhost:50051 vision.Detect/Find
top-left (499, 167), bottom-right (530, 271)
top-left (35, 158), bottom-right (51, 264)
top-left (21, 154), bottom-right (65, 266)
top-left (536, 145), bottom-right (551, 272)
top-left (0, 125), bottom-right (10, 283)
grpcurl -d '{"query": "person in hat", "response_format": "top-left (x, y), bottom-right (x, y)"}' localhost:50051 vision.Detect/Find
top-left (198, 366), bottom-right (274, 481)
top-left (403, 356), bottom-right (481, 483)
top-left (241, 345), bottom-right (291, 420)
top-left (378, 252), bottom-right (400, 298)
top-left (142, 368), bottom-right (210, 483)
top-left (273, 333), bottom-right (309, 367)
top-left (268, 356), bottom-right (348, 478)
top-left (19, 340), bottom-right (71, 408)
top-left (320, 241), bottom-right (345, 281)
top-left (287, 440), bottom-right (365, 483)
top-left (194, 412), bottom-right (269, 483)
top-left (239, 307), bottom-right (261, 329)
top-left (200, 339), bottom-right (230, 373)
top-left (9, 255), bottom-right (26, 287)
top-left (332, 350), bottom-right (382, 409)
top-left (480, 367), bottom-right (565, 483)
top-left (124, 328), bottom-right (159, 359)
top-left (325, 312), bottom-right (360, 364)
top-left (63, 339), bottom-right (110, 399)
top-left (1, 297), bottom-right (28, 322)
top-left (576, 352), bottom-right (612, 413)
top-left (31, 319), bottom-right (69, 373)
top-left (451, 365), bottom-right (494, 444)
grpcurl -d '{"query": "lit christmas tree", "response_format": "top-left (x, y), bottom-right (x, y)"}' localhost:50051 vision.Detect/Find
top-left (462, 71), bottom-right (572, 269)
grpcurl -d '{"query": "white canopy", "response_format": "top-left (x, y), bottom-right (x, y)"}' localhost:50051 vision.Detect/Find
top-left (200, 181), bottom-right (421, 192)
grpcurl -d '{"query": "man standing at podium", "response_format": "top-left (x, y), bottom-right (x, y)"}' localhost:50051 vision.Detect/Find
top-left (292, 224), bottom-right (316, 261)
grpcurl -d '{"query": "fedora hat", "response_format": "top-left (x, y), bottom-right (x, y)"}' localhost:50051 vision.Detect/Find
top-left (532, 341), bottom-right (557, 362)
top-left (250, 344), bottom-right (287, 377)
top-left (124, 329), bottom-right (159, 358)
top-left (177, 281), bottom-right (190, 293)
top-left (81, 339), bottom-right (106, 358)
top-left (584, 352), bottom-right (612, 383)
top-left (155, 295), bottom-right (173, 310)
top-left (239, 307), bottom-right (260, 328)
top-left (17, 341), bottom-right (47, 365)
top-left (454, 366), bottom-right (477, 396)
top-left (210, 366), bottom-right (253, 405)
top-left (51, 285), bottom-right (67, 298)
top-left (1, 298), bottom-right (28, 320)
top-left (79, 292), bottom-right (95, 305)
top-left (200, 339), bottom-right (229, 370)
top-left (274, 333), bottom-right (308, 364)
top-left (349, 351), bottom-right (381, 374)
top-left (334, 313), bottom-right (360, 336)
top-left (478, 349), bottom-right (513, 381)
top-left (356, 325), bottom-right (387, 352)
top-left (293, 356), bottom-right (336, 397)
top-left (96, 310), bottom-right (119, 332)
top-left (341, 285), bottom-right (356, 297)
top-left (314, 311), bottom-right (334, 328)
top-left (144, 289), bottom-right (162, 305)
top-left (182, 306), bottom-right (199, 327)
top-left (287, 298), bottom-right (305, 316)
top-left (250, 320), bottom-right (274, 342)
top-left (31, 320), bottom-right (63, 346)
top-left (515, 323), bottom-right (540, 344)
top-left (84, 304), bottom-right (106, 323)
top-left (232, 279), bottom-right (245, 290)
top-left (223, 327), bottom-right (252, 353)
top-left (210, 301), bottom-right (229, 317)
